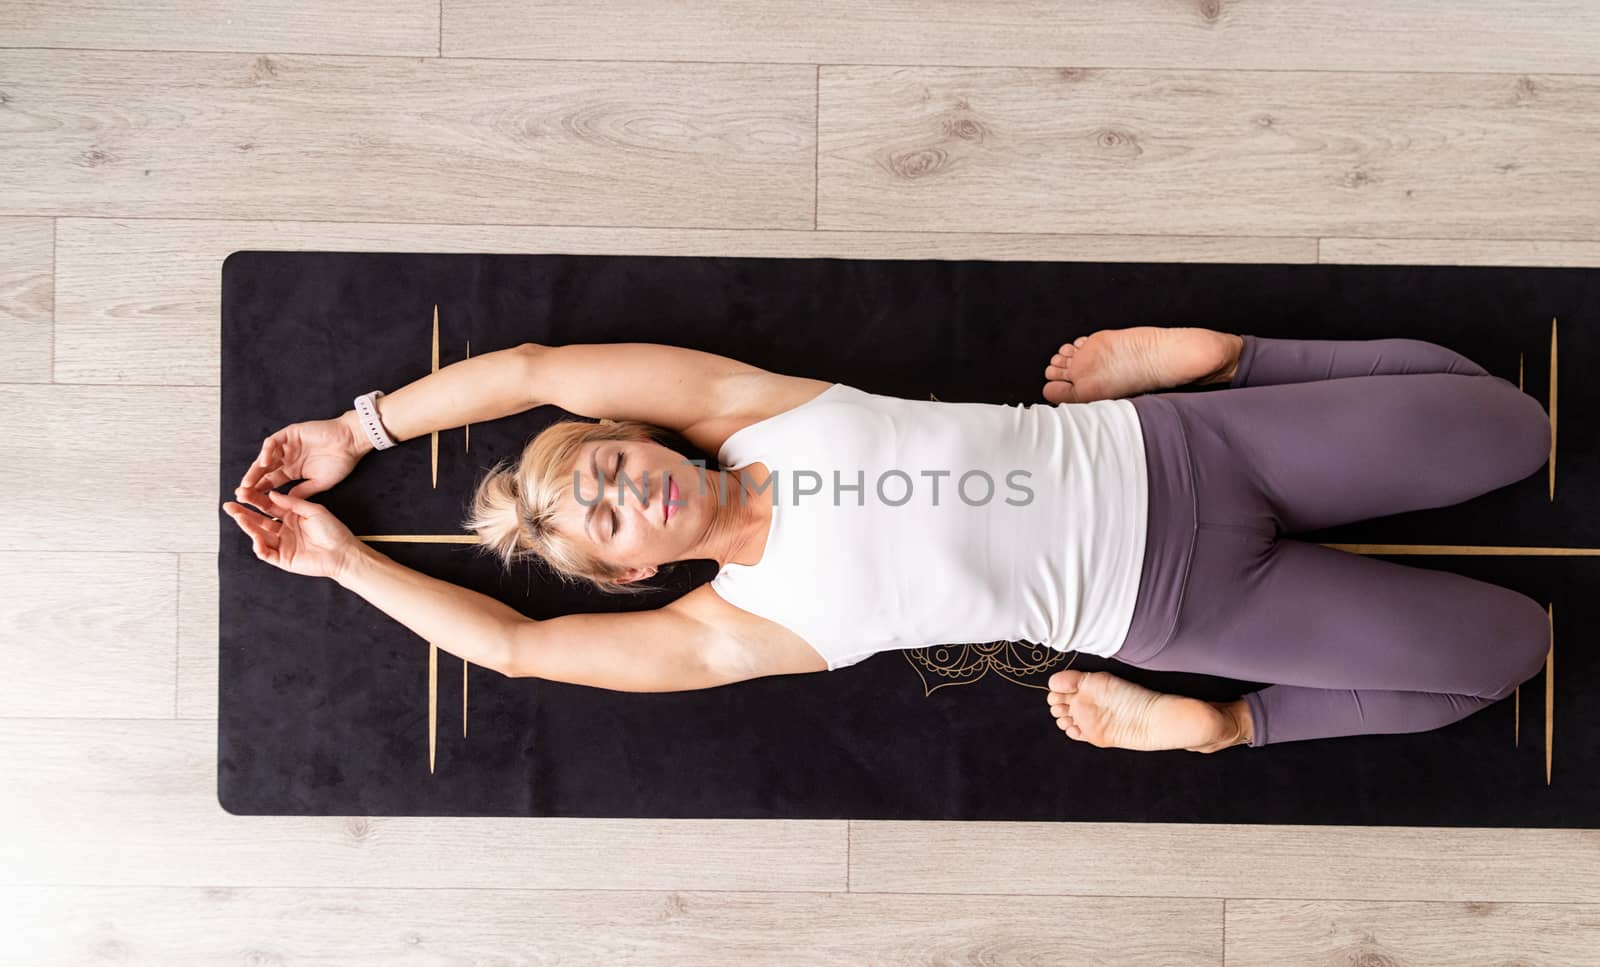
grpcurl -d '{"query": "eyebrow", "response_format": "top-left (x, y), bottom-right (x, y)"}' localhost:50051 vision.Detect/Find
top-left (584, 447), bottom-right (603, 541)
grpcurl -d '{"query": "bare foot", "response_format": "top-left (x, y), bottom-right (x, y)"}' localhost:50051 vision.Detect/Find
top-left (1043, 327), bottom-right (1243, 404)
top-left (1047, 669), bottom-right (1240, 754)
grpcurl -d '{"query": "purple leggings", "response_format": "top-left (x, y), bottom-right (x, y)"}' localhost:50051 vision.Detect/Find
top-left (1119, 335), bottom-right (1553, 747)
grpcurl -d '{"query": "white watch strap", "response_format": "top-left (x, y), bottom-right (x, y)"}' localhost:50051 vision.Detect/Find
top-left (353, 390), bottom-right (397, 451)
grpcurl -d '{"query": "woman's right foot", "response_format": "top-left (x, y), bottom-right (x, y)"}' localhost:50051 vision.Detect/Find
top-left (1043, 327), bottom-right (1244, 404)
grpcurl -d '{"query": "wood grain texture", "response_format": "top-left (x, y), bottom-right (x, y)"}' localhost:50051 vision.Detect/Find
top-left (0, 884), bottom-right (1222, 965)
top-left (818, 67), bottom-right (1600, 240)
top-left (0, 384), bottom-right (216, 552)
top-left (53, 217), bottom-right (1313, 386)
top-left (444, 0), bottom-right (1600, 74)
top-left (0, 0), bottom-right (438, 56)
top-left (1225, 899), bottom-right (1600, 965)
top-left (0, 719), bottom-right (845, 891)
top-left (0, 51), bottom-right (816, 229)
top-left (1322, 237), bottom-right (1600, 266)
top-left (0, 218), bottom-right (53, 382)
top-left (851, 823), bottom-right (1600, 904)
top-left (0, 553), bottom-right (177, 718)
top-left (176, 553), bottom-right (216, 719)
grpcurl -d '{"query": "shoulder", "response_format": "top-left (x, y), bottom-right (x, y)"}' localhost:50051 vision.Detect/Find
top-left (667, 582), bottom-right (830, 678)
top-left (680, 374), bottom-right (839, 460)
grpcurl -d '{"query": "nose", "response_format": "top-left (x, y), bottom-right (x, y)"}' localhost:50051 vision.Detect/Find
top-left (607, 471), bottom-right (655, 515)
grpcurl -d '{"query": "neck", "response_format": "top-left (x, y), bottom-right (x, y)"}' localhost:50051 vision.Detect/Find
top-left (697, 467), bottom-right (771, 568)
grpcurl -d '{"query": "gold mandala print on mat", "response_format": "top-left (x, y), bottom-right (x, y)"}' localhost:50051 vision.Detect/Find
top-left (903, 640), bottom-right (1079, 697)
top-left (908, 390), bottom-right (1080, 697)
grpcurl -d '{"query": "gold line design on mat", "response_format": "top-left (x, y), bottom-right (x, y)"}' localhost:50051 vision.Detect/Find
top-left (428, 639), bottom-right (437, 773)
top-left (353, 318), bottom-right (1562, 783)
top-left (428, 306), bottom-right (440, 773)
top-left (432, 305), bottom-right (438, 489)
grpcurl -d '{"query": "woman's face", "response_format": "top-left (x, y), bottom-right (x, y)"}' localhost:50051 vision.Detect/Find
top-left (557, 438), bottom-right (712, 579)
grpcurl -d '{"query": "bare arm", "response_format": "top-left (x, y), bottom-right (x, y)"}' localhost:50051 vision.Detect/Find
top-left (333, 341), bottom-right (824, 456)
top-left (335, 542), bottom-right (522, 675)
top-left (336, 344), bottom-right (541, 456)
top-left (329, 539), bottom-right (808, 690)
top-left (504, 584), bottom-right (829, 691)
top-left (524, 342), bottom-right (830, 436)
top-left (503, 607), bottom-right (728, 692)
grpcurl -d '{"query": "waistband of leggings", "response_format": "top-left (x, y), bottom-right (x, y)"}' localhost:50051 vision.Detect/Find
top-left (1118, 394), bottom-right (1199, 664)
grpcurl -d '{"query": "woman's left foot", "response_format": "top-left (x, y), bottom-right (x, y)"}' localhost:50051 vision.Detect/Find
top-left (1047, 669), bottom-right (1238, 754)
top-left (1043, 326), bottom-right (1243, 404)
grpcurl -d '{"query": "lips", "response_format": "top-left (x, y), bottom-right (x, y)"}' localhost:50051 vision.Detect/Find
top-left (663, 476), bottom-right (678, 523)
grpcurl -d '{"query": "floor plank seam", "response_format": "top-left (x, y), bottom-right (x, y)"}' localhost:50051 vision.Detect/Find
top-left (3, 47), bottom-right (1596, 79)
top-left (173, 552), bottom-right (180, 719)
top-left (50, 217), bottom-right (57, 384)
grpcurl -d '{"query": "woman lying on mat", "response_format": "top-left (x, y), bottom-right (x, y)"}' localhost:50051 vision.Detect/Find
top-left (224, 327), bottom-right (1554, 754)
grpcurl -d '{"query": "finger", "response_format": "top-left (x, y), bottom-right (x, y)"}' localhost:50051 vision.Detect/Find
top-left (267, 489), bottom-right (318, 514)
top-left (247, 527), bottom-right (268, 562)
top-left (255, 468), bottom-right (299, 496)
top-left (286, 481), bottom-right (321, 501)
top-left (237, 507), bottom-right (281, 563)
top-left (241, 437), bottom-right (274, 489)
top-left (232, 486), bottom-right (275, 518)
top-left (224, 504), bottom-right (268, 558)
top-left (224, 500), bottom-right (279, 536)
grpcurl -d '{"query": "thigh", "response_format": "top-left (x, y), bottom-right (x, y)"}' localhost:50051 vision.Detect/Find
top-left (1154, 373), bottom-right (1551, 535)
top-left (1124, 526), bottom-right (1550, 699)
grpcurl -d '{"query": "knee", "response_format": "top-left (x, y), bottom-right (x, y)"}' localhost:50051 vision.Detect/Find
top-left (1494, 380), bottom-right (1553, 478)
top-left (1479, 595), bottom-right (1551, 701)
top-left (1518, 393), bottom-right (1553, 477)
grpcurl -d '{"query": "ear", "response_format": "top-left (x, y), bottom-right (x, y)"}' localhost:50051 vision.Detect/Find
top-left (615, 565), bottom-right (659, 584)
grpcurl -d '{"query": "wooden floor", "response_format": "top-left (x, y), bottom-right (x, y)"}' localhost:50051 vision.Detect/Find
top-left (4, 2), bottom-right (1600, 963)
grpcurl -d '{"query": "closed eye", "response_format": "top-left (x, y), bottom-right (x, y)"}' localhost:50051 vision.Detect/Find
top-left (609, 452), bottom-right (624, 539)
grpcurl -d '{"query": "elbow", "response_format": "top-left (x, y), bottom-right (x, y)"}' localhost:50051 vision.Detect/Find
top-left (495, 627), bottom-right (530, 680)
top-left (510, 342), bottom-right (547, 381)
top-left (499, 617), bottom-right (550, 678)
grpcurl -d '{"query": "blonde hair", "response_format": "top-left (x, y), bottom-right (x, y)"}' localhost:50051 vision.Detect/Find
top-left (462, 418), bottom-right (677, 594)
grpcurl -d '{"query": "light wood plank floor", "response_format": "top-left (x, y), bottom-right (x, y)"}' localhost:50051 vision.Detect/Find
top-left (4, 3), bottom-right (1600, 964)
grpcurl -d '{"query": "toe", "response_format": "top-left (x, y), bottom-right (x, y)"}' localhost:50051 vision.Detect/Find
top-left (1048, 669), bottom-right (1084, 692)
top-left (1045, 365), bottom-right (1069, 380)
top-left (1042, 380), bottom-right (1076, 405)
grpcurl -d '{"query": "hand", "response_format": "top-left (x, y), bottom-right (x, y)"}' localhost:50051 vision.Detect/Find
top-left (238, 415), bottom-right (364, 508)
top-left (222, 489), bottom-right (363, 581)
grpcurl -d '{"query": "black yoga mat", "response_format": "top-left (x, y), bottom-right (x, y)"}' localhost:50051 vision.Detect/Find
top-left (219, 251), bottom-right (1600, 824)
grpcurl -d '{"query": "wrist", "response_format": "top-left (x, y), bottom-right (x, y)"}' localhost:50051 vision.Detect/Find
top-left (334, 540), bottom-right (378, 588)
top-left (341, 408), bottom-right (376, 458)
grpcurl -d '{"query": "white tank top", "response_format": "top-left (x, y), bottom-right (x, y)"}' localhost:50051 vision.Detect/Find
top-left (708, 383), bottom-right (1149, 670)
